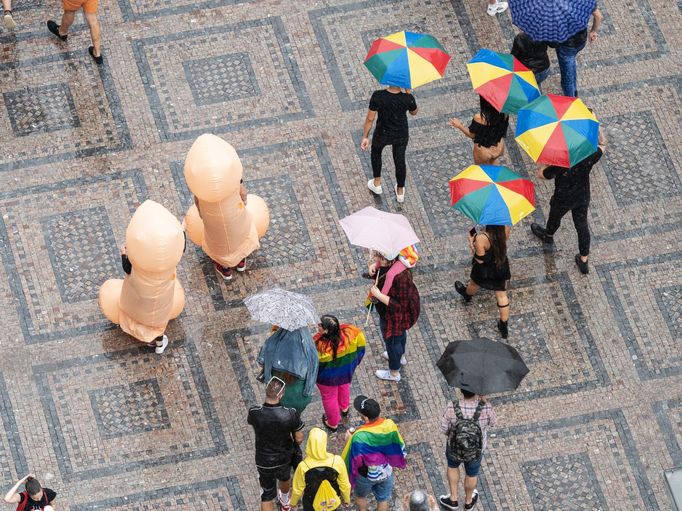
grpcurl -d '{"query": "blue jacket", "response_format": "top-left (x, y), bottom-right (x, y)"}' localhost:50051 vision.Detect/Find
top-left (258, 327), bottom-right (319, 397)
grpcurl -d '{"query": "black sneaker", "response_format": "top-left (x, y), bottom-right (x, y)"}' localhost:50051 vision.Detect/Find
top-left (89, 46), bottom-right (103, 65)
top-left (47, 20), bottom-right (67, 41)
top-left (455, 281), bottom-right (472, 302)
top-left (438, 495), bottom-right (459, 510)
top-left (530, 222), bottom-right (553, 244)
top-left (575, 254), bottom-right (589, 274)
top-left (464, 489), bottom-right (479, 510)
top-left (497, 319), bottom-right (508, 339)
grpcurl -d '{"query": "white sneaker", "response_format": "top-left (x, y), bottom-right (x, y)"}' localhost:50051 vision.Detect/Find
top-left (367, 179), bottom-right (383, 195)
top-left (381, 351), bottom-right (407, 365)
top-left (155, 334), bottom-right (169, 354)
top-left (277, 489), bottom-right (291, 511)
top-left (394, 184), bottom-right (405, 203)
top-left (487, 1), bottom-right (507, 15)
top-left (3, 12), bottom-right (16, 30)
top-left (375, 369), bottom-right (401, 382)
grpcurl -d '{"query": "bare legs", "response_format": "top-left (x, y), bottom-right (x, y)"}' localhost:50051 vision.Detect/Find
top-left (83, 11), bottom-right (101, 57)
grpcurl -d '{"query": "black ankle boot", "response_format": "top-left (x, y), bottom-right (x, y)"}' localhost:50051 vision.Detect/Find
top-left (531, 223), bottom-right (554, 244)
top-left (497, 320), bottom-right (508, 339)
top-left (455, 281), bottom-right (472, 302)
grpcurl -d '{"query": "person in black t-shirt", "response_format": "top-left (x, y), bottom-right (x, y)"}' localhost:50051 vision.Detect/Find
top-left (361, 86), bottom-right (418, 203)
top-left (4, 474), bottom-right (56, 510)
top-left (530, 130), bottom-right (607, 274)
top-left (247, 376), bottom-right (305, 511)
top-left (511, 32), bottom-right (550, 89)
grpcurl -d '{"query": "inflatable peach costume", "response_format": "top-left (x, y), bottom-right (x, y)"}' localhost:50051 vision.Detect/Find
top-left (182, 134), bottom-right (270, 268)
top-left (99, 200), bottom-right (185, 343)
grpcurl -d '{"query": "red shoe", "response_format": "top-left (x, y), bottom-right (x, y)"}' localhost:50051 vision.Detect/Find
top-left (236, 258), bottom-right (246, 272)
top-left (215, 262), bottom-right (232, 281)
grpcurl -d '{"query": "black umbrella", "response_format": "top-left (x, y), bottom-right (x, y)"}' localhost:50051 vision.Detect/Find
top-left (436, 338), bottom-right (529, 395)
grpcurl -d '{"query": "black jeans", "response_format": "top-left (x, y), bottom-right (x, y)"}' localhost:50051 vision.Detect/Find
top-left (371, 135), bottom-right (409, 188)
top-left (546, 198), bottom-right (590, 257)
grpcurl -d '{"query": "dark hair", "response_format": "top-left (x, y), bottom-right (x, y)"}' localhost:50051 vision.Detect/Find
top-left (265, 378), bottom-right (285, 400)
top-left (318, 315), bottom-right (342, 360)
top-left (25, 478), bottom-right (41, 497)
top-left (461, 389), bottom-right (476, 399)
top-left (480, 95), bottom-right (508, 127)
top-left (485, 225), bottom-right (508, 268)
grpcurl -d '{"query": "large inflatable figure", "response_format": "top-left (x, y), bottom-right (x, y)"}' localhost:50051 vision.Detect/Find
top-left (182, 134), bottom-right (269, 280)
top-left (99, 200), bottom-right (185, 353)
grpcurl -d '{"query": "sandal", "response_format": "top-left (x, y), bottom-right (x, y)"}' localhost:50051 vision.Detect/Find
top-left (321, 414), bottom-right (338, 433)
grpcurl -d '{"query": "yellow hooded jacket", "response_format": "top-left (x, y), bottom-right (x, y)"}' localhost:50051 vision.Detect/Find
top-left (290, 428), bottom-right (351, 507)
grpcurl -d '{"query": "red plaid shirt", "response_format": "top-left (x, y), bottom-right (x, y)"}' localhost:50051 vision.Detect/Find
top-left (382, 271), bottom-right (420, 339)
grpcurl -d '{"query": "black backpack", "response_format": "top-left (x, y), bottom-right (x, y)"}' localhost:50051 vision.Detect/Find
top-left (302, 460), bottom-right (342, 511)
top-left (448, 400), bottom-right (484, 462)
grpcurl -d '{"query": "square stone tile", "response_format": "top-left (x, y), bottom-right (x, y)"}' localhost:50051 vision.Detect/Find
top-left (0, 171), bottom-right (146, 343)
top-left (33, 340), bottom-right (227, 481)
top-left (132, 17), bottom-right (313, 141)
top-left (3, 83), bottom-right (80, 137)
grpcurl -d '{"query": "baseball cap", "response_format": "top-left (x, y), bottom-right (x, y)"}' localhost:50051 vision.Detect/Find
top-left (354, 395), bottom-right (380, 420)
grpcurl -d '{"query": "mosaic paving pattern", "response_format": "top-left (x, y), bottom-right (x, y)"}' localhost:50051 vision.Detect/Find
top-left (0, 0), bottom-right (679, 509)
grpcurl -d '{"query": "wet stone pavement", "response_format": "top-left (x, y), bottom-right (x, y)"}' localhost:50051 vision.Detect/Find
top-left (0, 0), bottom-right (680, 509)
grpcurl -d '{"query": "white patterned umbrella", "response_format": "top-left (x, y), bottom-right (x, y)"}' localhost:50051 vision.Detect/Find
top-left (244, 288), bottom-right (319, 331)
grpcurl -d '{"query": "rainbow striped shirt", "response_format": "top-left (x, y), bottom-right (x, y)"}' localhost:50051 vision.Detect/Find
top-left (315, 324), bottom-right (366, 387)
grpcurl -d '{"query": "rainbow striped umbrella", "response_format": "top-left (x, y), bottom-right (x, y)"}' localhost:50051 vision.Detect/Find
top-left (363, 31), bottom-right (451, 89)
top-left (450, 165), bottom-right (535, 226)
top-left (515, 94), bottom-right (599, 168)
top-left (466, 48), bottom-right (540, 114)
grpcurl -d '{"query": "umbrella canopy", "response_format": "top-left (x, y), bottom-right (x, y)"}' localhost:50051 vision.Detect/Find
top-left (449, 165), bottom-right (535, 226)
top-left (339, 206), bottom-right (420, 258)
top-left (244, 288), bottom-right (318, 331)
top-left (436, 338), bottom-right (529, 395)
top-left (515, 94), bottom-right (599, 168)
top-left (466, 48), bottom-right (540, 114)
top-left (509, 0), bottom-right (597, 43)
top-left (364, 31), bottom-right (451, 89)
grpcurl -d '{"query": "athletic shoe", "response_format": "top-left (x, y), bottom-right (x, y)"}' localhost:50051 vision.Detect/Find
top-left (487, 1), bottom-right (507, 15)
top-left (381, 351), bottom-right (407, 365)
top-left (236, 258), bottom-right (246, 272)
top-left (367, 179), bottom-right (383, 195)
top-left (438, 495), bottom-right (459, 510)
top-left (464, 489), bottom-right (479, 510)
top-left (530, 223), bottom-right (554, 244)
top-left (375, 369), bottom-right (401, 382)
top-left (3, 11), bottom-right (16, 30)
top-left (155, 335), bottom-right (169, 354)
top-left (215, 262), bottom-right (232, 281)
top-left (394, 184), bottom-right (405, 203)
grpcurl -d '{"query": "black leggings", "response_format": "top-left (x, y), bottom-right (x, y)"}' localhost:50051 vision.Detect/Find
top-left (371, 135), bottom-right (409, 188)
top-left (546, 199), bottom-right (590, 257)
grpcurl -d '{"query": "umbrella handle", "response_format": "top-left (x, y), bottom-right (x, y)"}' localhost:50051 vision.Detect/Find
top-left (364, 271), bottom-right (380, 326)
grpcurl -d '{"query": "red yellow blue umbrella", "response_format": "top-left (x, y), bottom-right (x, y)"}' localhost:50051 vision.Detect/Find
top-left (363, 31), bottom-right (451, 89)
top-left (450, 165), bottom-right (535, 226)
top-left (466, 48), bottom-right (540, 114)
top-left (515, 94), bottom-right (599, 168)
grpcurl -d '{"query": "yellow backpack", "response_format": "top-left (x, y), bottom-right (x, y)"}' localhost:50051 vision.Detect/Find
top-left (303, 458), bottom-right (342, 511)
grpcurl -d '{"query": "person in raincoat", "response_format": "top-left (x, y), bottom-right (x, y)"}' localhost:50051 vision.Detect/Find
top-left (290, 427), bottom-right (351, 510)
top-left (258, 326), bottom-right (319, 415)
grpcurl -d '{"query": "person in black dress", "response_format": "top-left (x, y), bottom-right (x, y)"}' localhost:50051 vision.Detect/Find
top-left (448, 96), bottom-right (509, 166)
top-left (454, 225), bottom-right (511, 339)
top-left (361, 86), bottom-right (418, 203)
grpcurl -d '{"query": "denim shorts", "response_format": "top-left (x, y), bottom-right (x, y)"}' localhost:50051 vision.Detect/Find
top-left (445, 446), bottom-right (482, 477)
top-left (353, 473), bottom-right (394, 502)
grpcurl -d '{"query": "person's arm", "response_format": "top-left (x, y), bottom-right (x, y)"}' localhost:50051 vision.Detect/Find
top-left (45, 489), bottom-right (57, 505)
top-left (487, 405), bottom-right (498, 428)
top-left (597, 130), bottom-right (607, 153)
top-left (4, 474), bottom-right (32, 504)
top-left (294, 430), bottom-right (304, 444)
top-left (369, 284), bottom-right (390, 306)
top-left (406, 91), bottom-right (418, 116)
top-left (360, 109), bottom-right (377, 151)
top-left (472, 234), bottom-right (488, 263)
top-left (448, 118), bottom-right (474, 139)
top-left (440, 403), bottom-right (453, 435)
top-left (292, 412), bottom-right (305, 444)
top-left (290, 465), bottom-right (305, 507)
top-left (334, 457), bottom-right (352, 504)
top-left (589, 8), bottom-right (603, 43)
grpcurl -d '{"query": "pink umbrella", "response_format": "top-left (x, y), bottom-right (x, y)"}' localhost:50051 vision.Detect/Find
top-left (339, 207), bottom-right (420, 256)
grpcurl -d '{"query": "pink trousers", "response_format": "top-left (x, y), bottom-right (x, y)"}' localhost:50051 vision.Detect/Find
top-left (317, 383), bottom-right (350, 428)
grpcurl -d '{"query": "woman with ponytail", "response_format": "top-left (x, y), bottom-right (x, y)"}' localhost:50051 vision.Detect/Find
top-left (314, 315), bottom-right (366, 433)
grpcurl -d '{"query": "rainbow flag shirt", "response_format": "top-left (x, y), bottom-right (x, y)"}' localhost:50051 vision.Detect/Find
top-left (341, 417), bottom-right (407, 485)
top-left (315, 324), bottom-right (366, 387)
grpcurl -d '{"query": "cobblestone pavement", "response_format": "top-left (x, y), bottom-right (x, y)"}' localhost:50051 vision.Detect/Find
top-left (0, 0), bottom-right (680, 509)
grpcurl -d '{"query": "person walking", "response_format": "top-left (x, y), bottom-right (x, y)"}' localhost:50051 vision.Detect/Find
top-left (361, 86), bottom-right (418, 203)
top-left (530, 130), bottom-right (607, 274)
top-left (247, 376), bottom-right (305, 511)
top-left (551, 7), bottom-right (603, 97)
top-left (438, 390), bottom-right (497, 511)
top-left (485, 0), bottom-right (507, 16)
top-left (290, 427), bottom-right (352, 511)
top-left (314, 315), bottom-right (366, 433)
top-left (455, 225), bottom-right (511, 338)
top-left (511, 32), bottom-right (550, 89)
top-left (342, 396), bottom-right (407, 511)
top-left (3, 0), bottom-right (15, 30)
top-left (4, 474), bottom-right (57, 510)
top-left (449, 96), bottom-right (509, 165)
top-left (367, 251), bottom-right (421, 382)
top-left (46, 0), bottom-right (103, 64)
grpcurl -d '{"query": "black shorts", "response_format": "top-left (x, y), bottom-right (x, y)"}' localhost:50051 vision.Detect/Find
top-left (257, 464), bottom-right (292, 501)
